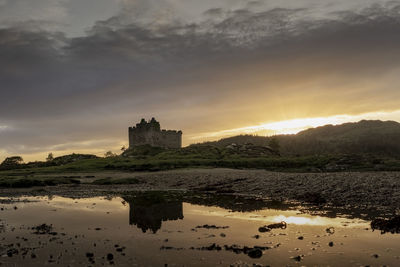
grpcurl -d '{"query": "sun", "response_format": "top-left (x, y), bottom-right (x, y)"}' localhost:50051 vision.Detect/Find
top-left (257, 117), bottom-right (348, 135)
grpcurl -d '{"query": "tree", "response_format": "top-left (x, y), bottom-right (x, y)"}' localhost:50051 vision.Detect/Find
top-left (268, 137), bottom-right (280, 155)
top-left (46, 152), bottom-right (54, 162)
top-left (0, 156), bottom-right (24, 169)
top-left (104, 151), bottom-right (117, 158)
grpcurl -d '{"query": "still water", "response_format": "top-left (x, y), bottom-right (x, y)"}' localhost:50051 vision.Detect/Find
top-left (0, 193), bottom-right (399, 266)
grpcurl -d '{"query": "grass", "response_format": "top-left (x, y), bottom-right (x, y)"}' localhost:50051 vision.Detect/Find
top-left (0, 177), bottom-right (80, 188)
top-left (1, 145), bottom-right (400, 188)
top-left (2, 153), bottom-right (400, 176)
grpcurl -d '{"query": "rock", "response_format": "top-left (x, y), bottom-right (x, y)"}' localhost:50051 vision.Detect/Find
top-left (247, 249), bottom-right (263, 259)
top-left (32, 224), bottom-right (53, 235)
top-left (224, 245), bottom-right (270, 256)
top-left (86, 252), bottom-right (94, 258)
top-left (267, 221), bottom-right (287, 229)
top-left (107, 253), bottom-right (114, 261)
top-left (259, 221), bottom-right (287, 233)
top-left (7, 248), bottom-right (18, 257)
top-left (291, 255), bottom-right (303, 261)
top-left (203, 243), bottom-right (222, 251)
top-left (224, 245), bottom-right (243, 254)
top-left (326, 227), bottom-right (335, 235)
top-left (258, 227), bottom-right (271, 233)
top-left (371, 216), bottom-right (400, 234)
top-left (195, 224), bottom-right (229, 229)
top-left (116, 247), bottom-right (125, 252)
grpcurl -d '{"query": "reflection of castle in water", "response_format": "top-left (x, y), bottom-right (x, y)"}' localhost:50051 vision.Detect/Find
top-left (126, 199), bottom-right (184, 233)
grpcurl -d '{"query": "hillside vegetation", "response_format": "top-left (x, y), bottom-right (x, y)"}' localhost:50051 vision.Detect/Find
top-left (202, 120), bottom-right (400, 157)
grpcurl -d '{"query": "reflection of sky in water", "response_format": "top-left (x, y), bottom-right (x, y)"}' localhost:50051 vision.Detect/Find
top-left (185, 204), bottom-right (368, 228)
top-left (0, 196), bottom-right (371, 228)
top-left (0, 196), bottom-right (128, 213)
top-left (0, 195), bottom-right (399, 266)
top-left (3, 196), bottom-right (369, 228)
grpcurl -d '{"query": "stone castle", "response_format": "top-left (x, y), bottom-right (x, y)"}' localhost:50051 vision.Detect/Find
top-left (128, 118), bottom-right (182, 149)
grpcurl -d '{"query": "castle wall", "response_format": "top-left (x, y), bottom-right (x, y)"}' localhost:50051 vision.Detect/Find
top-left (160, 130), bottom-right (182, 148)
top-left (128, 119), bottom-right (182, 149)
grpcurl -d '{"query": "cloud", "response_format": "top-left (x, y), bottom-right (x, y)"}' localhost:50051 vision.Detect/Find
top-left (0, 0), bottom-right (68, 29)
top-left (1, 1), bottom-right (400, 160)
top-left (0, 0), bottom-right (120, 37)
top-left (0, 125), bottom-right (10, 132)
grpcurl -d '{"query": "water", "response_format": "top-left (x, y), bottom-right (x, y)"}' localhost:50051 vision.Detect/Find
top-left (0, 193), bottom-right (399, 266)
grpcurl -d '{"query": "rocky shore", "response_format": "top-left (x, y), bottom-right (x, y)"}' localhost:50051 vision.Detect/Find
top-left (1, 168), bottom-right (399, 214)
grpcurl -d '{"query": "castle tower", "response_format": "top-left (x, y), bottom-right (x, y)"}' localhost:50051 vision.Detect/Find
top-left (128, 118), bottom-right (182, 149)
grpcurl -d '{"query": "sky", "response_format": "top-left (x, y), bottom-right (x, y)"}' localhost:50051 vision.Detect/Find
top-left (1, 0), bottom-right (400, 162)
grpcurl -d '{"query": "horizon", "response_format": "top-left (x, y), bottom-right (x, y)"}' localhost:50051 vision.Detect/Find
top-left (2, 0), bottom-right (400, 162)
top-left (3, 117), bottom-right (399, 163)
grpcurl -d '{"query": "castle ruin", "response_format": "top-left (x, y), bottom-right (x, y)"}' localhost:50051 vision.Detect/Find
top-left (128, 118), bottom-right (182, 149)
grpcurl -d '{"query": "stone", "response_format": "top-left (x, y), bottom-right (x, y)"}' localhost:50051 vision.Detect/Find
top-left (107, 253), bottom-right (114, 261)
top-left (128, 118), bottom-right (182, 149)
top-left (247, 249), bottom-right (263, 259)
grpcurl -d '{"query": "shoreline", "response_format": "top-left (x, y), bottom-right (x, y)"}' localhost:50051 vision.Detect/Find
top-left (1, 168), bottom-right (399, 216)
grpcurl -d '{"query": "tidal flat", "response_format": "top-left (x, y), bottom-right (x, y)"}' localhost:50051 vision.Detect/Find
top-left (1, 168), bottom-right (399, 213)
top-left (0, 168), bottom-right (399, 266)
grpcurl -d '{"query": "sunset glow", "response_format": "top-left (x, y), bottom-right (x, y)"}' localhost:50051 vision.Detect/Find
top-left (186, 204), bottom-right (368, 228)
top-left (189, 110), bottom-right (400, 142)
top-left (1, 0), bottom-right (400, 161)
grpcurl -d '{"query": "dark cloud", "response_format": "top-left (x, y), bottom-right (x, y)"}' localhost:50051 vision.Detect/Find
top-left (1, 2), bottom-right (400, 159)
top-left (204, 8), bottom-right (224, 17)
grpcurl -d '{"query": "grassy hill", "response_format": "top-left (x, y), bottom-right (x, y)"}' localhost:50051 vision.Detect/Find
top-left (202, 120), bottom-right (400, 157)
